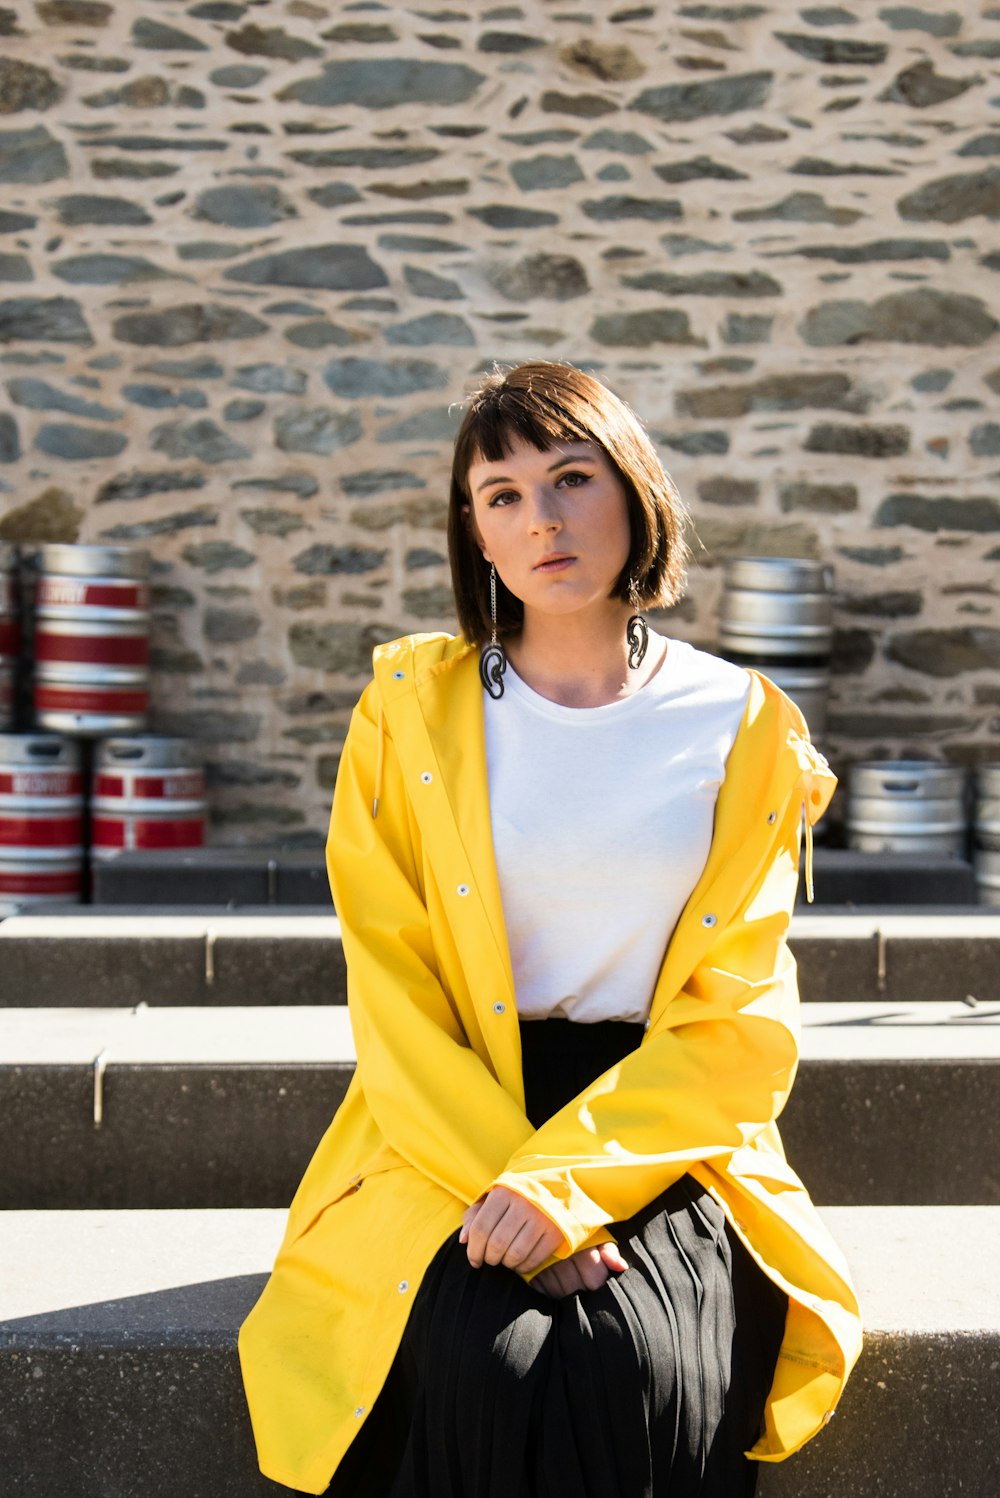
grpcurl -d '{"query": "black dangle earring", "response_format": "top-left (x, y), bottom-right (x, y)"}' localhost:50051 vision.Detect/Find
top-left (626, 612), bottom-right (648, 671)
top-left (479, 562), bottom-right (508, 699)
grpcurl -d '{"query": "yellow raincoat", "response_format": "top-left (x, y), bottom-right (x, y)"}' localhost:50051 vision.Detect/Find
top-left (239, 632), bottom-right (863, 1494)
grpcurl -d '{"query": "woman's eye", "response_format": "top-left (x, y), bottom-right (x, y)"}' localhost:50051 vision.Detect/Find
top-left (558, 470), bottom-right (590, 488)
top-left (487, 489), bottom-right (518, 508)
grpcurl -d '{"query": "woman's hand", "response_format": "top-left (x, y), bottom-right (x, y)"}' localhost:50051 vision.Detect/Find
top-left (460, 1186), bottom-right (564, 1274)
top-left (533, 1242), bottom-right (629, 1299)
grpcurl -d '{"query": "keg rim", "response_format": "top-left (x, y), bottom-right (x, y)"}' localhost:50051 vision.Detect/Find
top-left (95, 736), bottom-right (204, 770)
top-left (0, 734), bottom-right (82, 766)
top-left (36, 543), bottom-right (152, 581)
top-left (722, 556), bottom-right (834, 593)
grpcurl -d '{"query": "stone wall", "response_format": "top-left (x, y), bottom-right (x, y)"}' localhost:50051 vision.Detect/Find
top-left (0, 0), bottom-right (998, 842)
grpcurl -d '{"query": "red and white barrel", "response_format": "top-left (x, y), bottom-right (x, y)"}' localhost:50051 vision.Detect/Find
top-left (0, 543), bottom-right (19, 730)
top-left (0, 734), bottom-right (84, 906)
top-left (34, 543), bottom-right (151, 736)
top-left (91, 736), bottom-right (205, 862)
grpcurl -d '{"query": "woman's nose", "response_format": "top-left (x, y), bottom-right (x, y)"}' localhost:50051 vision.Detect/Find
top-left (526, 487), bottom-right (561, 532)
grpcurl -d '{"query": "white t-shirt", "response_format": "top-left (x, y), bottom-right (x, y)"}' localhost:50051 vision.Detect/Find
top-left (483, 638), bottom-right (751, 1023)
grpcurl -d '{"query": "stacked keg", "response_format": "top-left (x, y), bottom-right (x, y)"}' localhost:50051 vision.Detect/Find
top-left (846, 761), bottom-right (967, 856)
top-left (718, 556), bottom-right (834, 737)
top-left (0, 542), bottom-right (18, 730)
top-left (0, 735), bottom-right (84, 906)
top-left (973, 765), bottom-right (1000, 906)
top-left (91, 737), bottom-right (206, 866)
top-left (33, 543), bottom-right (151, 735)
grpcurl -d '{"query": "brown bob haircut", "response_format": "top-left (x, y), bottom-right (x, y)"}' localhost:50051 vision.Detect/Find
top-left (448, 361), bottom-right (688, 647)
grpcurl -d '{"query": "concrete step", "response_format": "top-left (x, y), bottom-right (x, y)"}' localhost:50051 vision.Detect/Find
top-left (86, 843), bottom-right (982, 908)
top-left (3, 909), bottom-right (998, 1008)
top-left (1, 1206), bottom-right (997, 1497)
top-left (2, 1002), bottom-right (998, 1208)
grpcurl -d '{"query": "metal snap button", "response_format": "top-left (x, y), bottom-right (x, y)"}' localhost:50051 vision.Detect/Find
top-left (420, 771), bottom-right (433, 785)
top-left (354, 1407), bottom-right (365, 1418)
top-left (767, 810), bottom-right (777, 824)
top-left (493, 1001), bottom-right (506, 1015)
top-left (397, 1280), bottom-right (409, 1293)
top-left (457, 883), bottom-right (470, 897)
top-left (701, 913), bottom-right (717, 928)
top-left (392, 670), bottom-right (405, 681)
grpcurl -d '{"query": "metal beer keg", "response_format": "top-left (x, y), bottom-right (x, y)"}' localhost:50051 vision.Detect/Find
top-left (0, 543), bottom-right (19, 730)
top-left (0, 733), bottom-right (84, 905)
top-left (973, 765), bottom-right (1000, 905)
top-left (846, 760), bottom-right (967, 856)
top-left (91, 737), bottom-right (206, 862)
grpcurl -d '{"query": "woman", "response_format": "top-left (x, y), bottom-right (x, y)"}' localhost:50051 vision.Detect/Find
top-left (240, 361), bottom-right (862, 1497)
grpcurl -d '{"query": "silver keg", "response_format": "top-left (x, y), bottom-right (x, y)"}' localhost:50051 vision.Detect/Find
top-left (718, 556), bottom-right (834, 736)
top-left (34, 543), bottom-right (151, 736)
top-left (846, 760), bottom-right (968, 856)
top-left (91, 736), bottom-right (206, 862)
top-left (974, 850), bottom-right (1000, 906)
top-left (973, 765), bottom-right (1000, 905)
top-left (0, 733), bottom-right (84, 905)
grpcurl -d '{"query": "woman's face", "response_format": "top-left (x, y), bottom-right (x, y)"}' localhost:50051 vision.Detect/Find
top-left (466, 434), bottom-right (632, 627)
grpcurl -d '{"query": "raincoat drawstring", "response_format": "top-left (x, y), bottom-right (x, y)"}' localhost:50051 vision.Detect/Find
top-left (803, 802), bottom-right (815, 904)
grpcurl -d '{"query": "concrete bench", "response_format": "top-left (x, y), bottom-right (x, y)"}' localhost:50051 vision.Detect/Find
top-left (2, 909), bottom-right (998, 1008)
top-left (2, 1002), bottom-right (998, 1209)
top-left (1, 1206), bottom-right (997, 1496)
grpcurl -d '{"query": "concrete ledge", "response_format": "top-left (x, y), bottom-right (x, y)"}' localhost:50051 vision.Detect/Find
top-left (1, 1003), bottom-right (998, 1208)
top-left (1, 1207), bottom-right (997, 1497)
top-left (2, 909), bottom-right (998, 1007)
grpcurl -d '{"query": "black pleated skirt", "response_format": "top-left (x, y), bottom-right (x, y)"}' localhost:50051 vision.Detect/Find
top-left (325, 1019), bottom-right (788, 1498)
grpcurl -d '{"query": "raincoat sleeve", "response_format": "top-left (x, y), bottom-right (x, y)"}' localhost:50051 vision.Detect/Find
top-left (491, 800), bottom-right (807, 1259)
top-left (328, 682), bottom-right (536, 1208)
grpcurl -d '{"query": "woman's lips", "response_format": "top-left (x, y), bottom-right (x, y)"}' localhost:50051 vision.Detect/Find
top-left (534, 555), bottom-right (575, 572)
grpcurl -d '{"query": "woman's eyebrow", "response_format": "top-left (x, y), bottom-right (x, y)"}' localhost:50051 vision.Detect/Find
top-left (475, 449), bottom-right (594, 493)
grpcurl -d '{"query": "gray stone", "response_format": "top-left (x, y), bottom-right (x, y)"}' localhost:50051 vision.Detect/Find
top-left (150, 647), bottom-right (204, 673)
top-left (787, 239), bottom-right (950, 263)
top-left (878, 6), bottom-right (962, 35)
top-left (582, 129), bottom-right (653, 154)
top-left (875, 494), bottom-right (1000, 532)
top-left (466, 205), bottom-right (558, 229)
top-left (292, 544), bottom-right (386, 576)
top-left (157, 708), bottom-right (261, 740)
top-left (624, 270), bottom-right (781, 297)
top-left (402, 584), bottom-right (454, 618)
top-left (0, 254), bottom-right (30, 286)
top-left (274, 407), bottom-right (362, 455)
top-left (377, 408), bottom-right (459, 443)
top-left (291, 147), bottom-right (440, 171)
top-left (204, 606), bottom-right (260, 643)
top-left (776, 32), bottom-right (886, 64)
top-left (558, 37), bottom-right (644, 80)
top-left (279, 59), bottom-right (484, 108)
top-left (958, 133), bottom-right (1000, 158)
top-left (583, 195), bottom-right (682, 221)
top-left (52, 253), bottom-right (176, 285)
top-left (376, 232), bottom-right (459, 253)
top-left (479, 29), bottom-right (545, 52)
top-left (90, 159), bottom-right (180, 180)
top-left (223, 244), bottom-right (387, 292)
top-left (632, 71), bottom-right (771, 122)
top-left (488, 252), bottom-right (589, 302)
top-left (235, 660), bottom-right (285, 686)
top-left (122, 384), bottom-right (207, 410)
top-left (0, 124), bottom-right (67, 183)
top-left (175, 242), bottom-right (249, 262)
top-left (887, 628), bottom-right (1000, 676)
top-left (0, 411), bottom-right (19, 462)
top-left (284, 321), bottom-right (353, 350)
top-left (181, 542), bottom-right (255, 572)
top-left (971, 423), bottom-right (1000, 456)
top-left (734, 191), bottom-right (861, 224)
top-left (790, 156), bottom-right (900, 178)
top-left (96, 470), bottom-right (206, 503)
top-left (0, 57), bottom-right (63, 112)
top-left (193, 185), bottom-right (296, 229)
top-left (800, 289), bottom-right (998, 347)
top-left (98, 508), bottom-right (218, 539)
top-left (781, 482), bottom-right (858, 513)
top-left (322, 357), bottom-right (447, 399)
top-left (223, 399), bottom-right (264, 423)
top-left (661, 234), bottom-right (733, 258)
top-left (272, 581), bottom-right (326, 611)
top-left (722, 313), bottom-right (772, 344)
top-left (0, 292), bottom-right (89, 343)
top-left (225, 23), bottom-right (320, 61)
top-left (232, 473), bottom-right (317, 499)
top-left (151, 418), bottom-right (249, 465)
top-left (676, 371), bottom-right (862, 418)
top-left (510, 154), bottom-right (584, 192)
top-left (912, 369), bottom-right (954, 392)
top-left (34, 422), bottom-right (126, 459)
top-left (830, 628), bottom-right (876, 673)
top-left (654, 156), bottom-right (747, 182)
top-left (698, 476), bottom-right (758, 505)
top-left (52, 194), bottom-right (152, 226)
top-left (953, 39), bottom-right (1000, 58)
top-left (288, 620), bottom-right (392, 673)
top-left (133, 17), bottom-right (207, 49)
top-left (140, 357), bottom-right (224, 379)
top-left (837, 545), bottom-right (906, 566)
top-left (352, 497), bottom-right (448, 532)
top-left (113, 304), bottom-right (267, 346)
top-left (660, 429), bottom-right (729, 456)
top-left (404, 266), bottom-right (464, 301)
top-left (238, 509), bottom-right (306, 538)
top-left (36, 0), bottom-right (111, 21)
top-left (208, 65), bottom-right (267, 88)
top-left (386, 313), bottom-right (474, 346)
top-left (233, 364), bottom-right (306, 396)
top-left (881, 60), bottom-right (979, 108)
top-left (321, 21), bottom-right (398, 43)
top-left (341, 470), bottom-right (426, 498)
top-left (540, 91), bottom-right (617, 119)
top-left (898, 167), bottom-right (1000, 223)
top-left (590, 309), bottom-right (700, 346)
top-left (799, 5), bottom-right (859, 21)
top-left (406, 548), bottom-right (446, 570)
top-left (839, 590), bottom-right (922, 618)
top-left (805, 423), bottom-right (910, 458)
top-left (0, 209), bottom-right (36, 232)
top-left (7, 377), bottom-right (119, 421)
